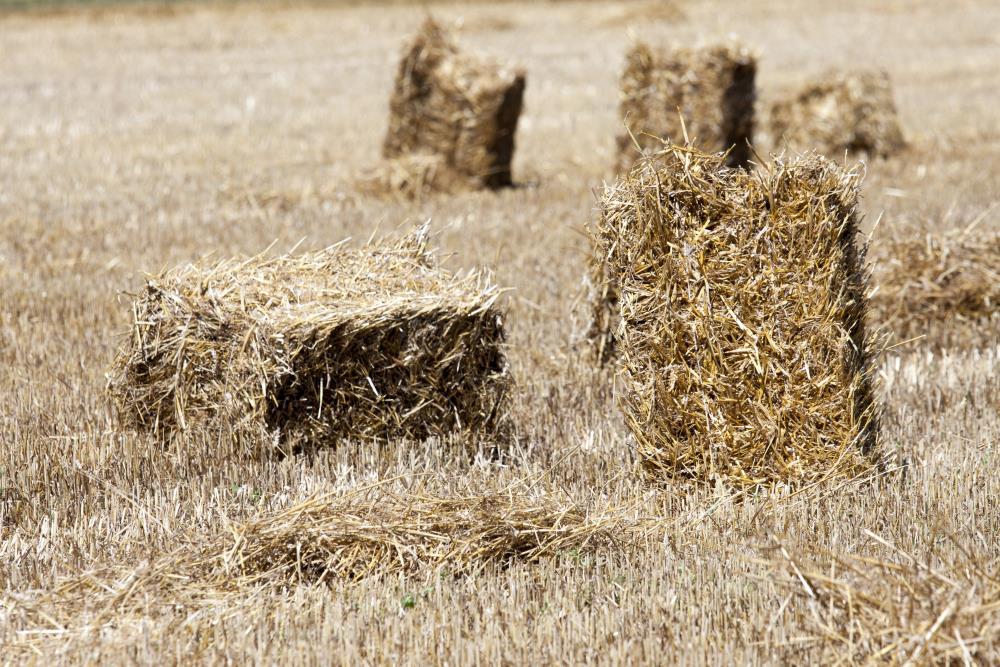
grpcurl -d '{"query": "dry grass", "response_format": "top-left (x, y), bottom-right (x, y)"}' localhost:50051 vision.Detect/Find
top-left (871, 225), bottom-right (1000, 348)
top-left (2, 0), bottom-right (1000, 663)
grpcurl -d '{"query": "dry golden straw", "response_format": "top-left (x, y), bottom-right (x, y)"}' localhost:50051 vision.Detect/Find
top-left (870, 226), bottom-right (1000, 347)
top-left (616, 41), bottom-right (756, 173)
top-left (368, 17), bottom-right (525, 197)
top-left (770, 69), bottom-right (906, 158)
top-left (108, 230), bottom-right (512, 449)
top-left (591, 145), bottom-right (881, 487)
top-left (765, 535), bottom-right (1000, 664)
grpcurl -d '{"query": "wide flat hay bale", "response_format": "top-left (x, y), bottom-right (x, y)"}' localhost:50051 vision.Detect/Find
top-left (108, 231), bottom-right (511, 448)
top-left (770, 69), bottom-right (905, 158)
top-left (615, 42), bottom-right (756, 173)
top-left (593, 145), bottom-right (881, 487)
top-left (382, 18), bottom-right (525, 192)
top-left (871, 227), bottom-right (1000, 347)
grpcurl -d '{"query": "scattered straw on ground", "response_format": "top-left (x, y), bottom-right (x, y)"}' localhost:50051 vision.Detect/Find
top-left (591, 145), bottom-right (881, 488)
top-left (615, 42), bottom-right (756, 173)
top-left (107, 228), bottom-right (512, 449)
top-left (770, 69), bottom-right (906, 158)
top-left (764, 534), bottom-right (1000, 664)
top-left (870, 226), bottom-right (1000, 348)
top-left (374, 17), bottom-right (525, 197)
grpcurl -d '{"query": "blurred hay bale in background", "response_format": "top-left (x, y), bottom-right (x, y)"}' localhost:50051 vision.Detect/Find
top-left (615, 42), bottom-right (756, 173)
top-left (595, 0), bottom-right (685, 28)
top-left (592, 145), bottom-right (880, 487)
top-left (108, 230), bottom-right (511, 449)
top-left (871, 227), bottom-right (1000, 347)
top-left (380, 18), bottom-right (525, 194)
top-left (355, 153), bottom-right (465, 201)
top-left (770, 69), bottom-right (906, 158)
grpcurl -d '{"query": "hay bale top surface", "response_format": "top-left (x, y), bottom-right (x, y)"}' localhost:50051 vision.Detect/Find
top-left (146, 236), bottom-right (492, 328)
top-left (594, 145), bottom-right (879, 487)
top-left (769, 69), bottom-right (905, 157)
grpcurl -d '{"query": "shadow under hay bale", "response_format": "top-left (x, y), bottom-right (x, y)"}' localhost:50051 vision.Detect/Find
top-left (592, 145), bottom-right (881, 488)
top-left (377, 18), bottom-right (526, 197)
top-left (770, 69), bottom-right (906, 158)
top-left (615, 42), bottom-right (756, 174)
top-left (871, 227), bottom-right (1000, 348)
top-left (108, 231), bottom-right (512, 450)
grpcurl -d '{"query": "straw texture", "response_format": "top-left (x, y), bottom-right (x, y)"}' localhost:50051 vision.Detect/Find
top-left (591, 145), bottom-right (880, 487)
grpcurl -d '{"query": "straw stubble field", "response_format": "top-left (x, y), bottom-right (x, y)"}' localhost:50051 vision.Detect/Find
top-left (1, 0), bottom-right (999, 663)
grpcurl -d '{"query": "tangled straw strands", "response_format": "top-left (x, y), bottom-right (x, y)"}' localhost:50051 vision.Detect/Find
top-left (870, 224), bottom-right (1000, 348)
top-left (0, 478), bottom-right (625, 656)
top-left (107, 229), bottom-right (512, 450)
top-left (591, 145), bottom-right (881, 488)
top-left (380, 17), bottom-right (525, 193)
top-left (770, 69), bottom-right (906, 159)
top-left (219, 481), bottom-right (625, 584)
top-left (763, 535), bottom-right (1000, 664)
top-left (615, 41), bottom-right (756, 173)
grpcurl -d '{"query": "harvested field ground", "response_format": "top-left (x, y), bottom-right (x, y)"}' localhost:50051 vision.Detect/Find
top-left (1, 0), bottom-right (999, 663)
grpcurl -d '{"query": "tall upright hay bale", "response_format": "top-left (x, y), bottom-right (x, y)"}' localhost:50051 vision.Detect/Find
top-left (382, 18), bottom-right (526, 192)
top-left (770, 70), bottom-right (905, 158)
top-left (871, 227), bottom-right (1000, 347)
top-left (615, 42), bottom-right (756, 173)
top-left (108, 232), bottom-right (511, 448)
top-left (592, 145), bottom-right (880, 487)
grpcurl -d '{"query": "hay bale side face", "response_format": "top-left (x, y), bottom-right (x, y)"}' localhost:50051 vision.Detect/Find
top-left (594, 146), bottom-right (880, 487)
top-left (871, 229), bottom-right (1000, 346)
top-left (108, 238), bottom-right (511, 446)
top-left (770, 70), bottom-right (905, 158)
top-left (383, 19), bottom-right (525, 190)
top-left (616, 43), bottom-right (756, 172)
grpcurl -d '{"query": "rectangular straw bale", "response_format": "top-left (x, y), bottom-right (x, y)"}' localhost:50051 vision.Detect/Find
top-left (615, 42), bottom-right (756, 172)
top-left (769, 69), bottom-right (905, 158)
top-left (593, 145), bottom-right (880, 487)
top-left (870, 227), bottom-right (1000, 347)
top-left (108, 233), bottom-right (511, 447)
top-left (383, 18), bottom-right (525, 190)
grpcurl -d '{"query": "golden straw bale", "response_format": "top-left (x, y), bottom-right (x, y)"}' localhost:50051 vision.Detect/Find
top-left (770, 69), bottom-right (906, 158)
top-left (382, 18), bottom-right (525, 192)
top-left (615, 42), bottom-right (756, 173)
top-left (108, 231), bottom-right (511, 448)
top-left (591, 145), bottom-right (881, 487)
top-left (871, 227), bottom-right (1000, 347)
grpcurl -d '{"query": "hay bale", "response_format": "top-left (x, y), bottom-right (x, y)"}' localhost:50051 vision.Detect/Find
top-left (592, 145), bottom-right (880, 487)
top-left (615, 42), bottom-right (756, 173)
top-left (108, 231), bottom-right (511, 447)
top-left (382, 18), bottom-right (525, 191)
top-left (769, 69), bottom-right (906, 158)
top-left (871, 227), bottom-right (1000, 347)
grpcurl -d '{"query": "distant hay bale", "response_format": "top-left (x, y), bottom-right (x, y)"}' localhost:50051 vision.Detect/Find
top-left (596, 0), bottom-right (685, 28)
top-left (769, 69), bottom-right (906, 158)
top-left (108, 231), bottom-right (512, 448)
top-left (592, 145), bottom-right (880, 487)
top-left (381, 18), bottom-right (526, 193)
top-left (615, 42), bottom-right (756, 173)
top-left (871, 227), bottom-right (1000, 347)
